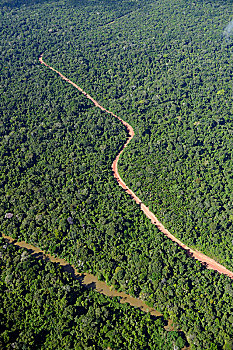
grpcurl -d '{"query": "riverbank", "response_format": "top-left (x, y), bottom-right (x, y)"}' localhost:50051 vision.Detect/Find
top-left (2, 233), bottom-right (162, 317)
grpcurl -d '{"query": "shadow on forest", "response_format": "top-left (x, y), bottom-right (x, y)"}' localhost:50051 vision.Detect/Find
top-left (82, 280), bottom-right (97, 290)
top-left (186, 249), bottom-right (209, 270)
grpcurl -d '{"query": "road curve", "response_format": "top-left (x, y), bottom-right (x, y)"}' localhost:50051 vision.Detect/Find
top-left (39, 55), bottom-right (233, 280)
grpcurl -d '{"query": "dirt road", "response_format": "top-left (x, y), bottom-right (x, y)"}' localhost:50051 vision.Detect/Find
top-left (39, 55), bottom-right (233, 280)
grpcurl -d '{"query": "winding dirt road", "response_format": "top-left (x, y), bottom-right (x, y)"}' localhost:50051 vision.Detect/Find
top-left (39, 55), bottom-right (233, 280)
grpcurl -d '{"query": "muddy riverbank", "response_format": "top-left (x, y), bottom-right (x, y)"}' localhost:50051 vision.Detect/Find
top-left (2, 233), bottom-right (163, 317)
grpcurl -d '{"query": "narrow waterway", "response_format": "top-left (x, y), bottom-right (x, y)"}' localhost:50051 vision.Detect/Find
top-left (2, 233), bottom-right (189, 348)
top-left (2, 233), bottom-right (163, 318)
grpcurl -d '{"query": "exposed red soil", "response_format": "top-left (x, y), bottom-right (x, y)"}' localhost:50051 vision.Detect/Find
top-left (39, 55), bottom-right (233, 280)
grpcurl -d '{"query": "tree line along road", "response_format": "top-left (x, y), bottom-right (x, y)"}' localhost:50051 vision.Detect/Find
top-left (39, 54), bottom-right (233, 281)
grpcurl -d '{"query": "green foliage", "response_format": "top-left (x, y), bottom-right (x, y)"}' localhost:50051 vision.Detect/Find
top-left (0, 239), bottom-right (185, 349)
top-left (1, 0), bottom-right (233, 349)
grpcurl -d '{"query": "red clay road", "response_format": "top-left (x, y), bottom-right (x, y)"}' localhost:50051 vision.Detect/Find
top-left (39, 55), bottom-right (233, 280)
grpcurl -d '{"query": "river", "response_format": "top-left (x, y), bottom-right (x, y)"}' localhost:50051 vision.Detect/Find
top-left (2, 233), bottom-right (163, 317)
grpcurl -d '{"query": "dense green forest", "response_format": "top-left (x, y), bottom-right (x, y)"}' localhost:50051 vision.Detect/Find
top-left (0, 237), bottom-right (187, 349)
top-left (44, 0), bottom-right (233, 268)
top-left (1, 0), bottom-right (233, 348)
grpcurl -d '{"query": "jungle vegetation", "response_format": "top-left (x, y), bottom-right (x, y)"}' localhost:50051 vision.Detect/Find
top-left (1, 0), bottom-right (233, 348)
top-left (0, 238), bottom-right (186, 349)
